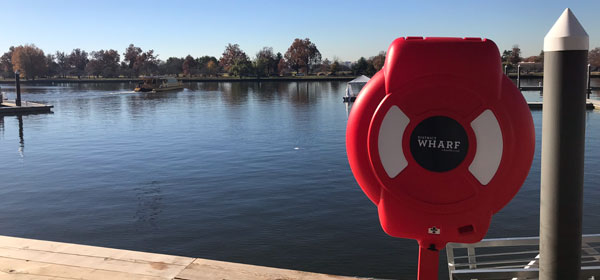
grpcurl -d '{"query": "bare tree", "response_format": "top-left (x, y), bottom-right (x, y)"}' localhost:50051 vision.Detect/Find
top-left (0, 47), bottom-right (14, 78)
top-left (255, 47), bottom-right (276, 77)
top-left (67, 48), bottom-right (89, 79)
top-left (86, 49), bottom-right (120, 78)
top-left (590, 47), bottom-right (600, 70)
top-left (55, 51), bottom-right (68, 77)
top-left (509, 45), bottom-right (522, 65)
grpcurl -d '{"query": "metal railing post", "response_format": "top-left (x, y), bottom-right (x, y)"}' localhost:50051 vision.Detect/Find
top-left (467, 247), bottom-right (477, 269)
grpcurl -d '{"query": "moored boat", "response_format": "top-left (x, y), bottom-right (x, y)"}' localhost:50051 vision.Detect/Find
top-left (343, 75), bottom-right (370, 102)
top-left (134, 77), bottom-right (183, 92)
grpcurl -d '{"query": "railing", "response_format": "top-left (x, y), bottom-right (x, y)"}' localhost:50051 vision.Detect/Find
top-left (446, 234), bottom-right (600, 280)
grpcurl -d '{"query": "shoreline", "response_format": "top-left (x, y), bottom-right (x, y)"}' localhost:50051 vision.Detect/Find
top-left (0, 73), bottom-right (598, 85)
top-left (0, 76), bottom-right (355, 84)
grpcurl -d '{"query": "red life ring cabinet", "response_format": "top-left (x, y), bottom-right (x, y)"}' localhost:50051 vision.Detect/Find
top-left (346, 37), bottom-right (535, 279)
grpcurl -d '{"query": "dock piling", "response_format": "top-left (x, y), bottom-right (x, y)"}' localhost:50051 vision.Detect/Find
top-left (587, 63), bottom-right (592, 99)
top-left (517, 64), bottom-right (521, 89)
top-left (539, 8), bottom-right (589, 280)
top-left (15, 70), bottom-right (21, 106)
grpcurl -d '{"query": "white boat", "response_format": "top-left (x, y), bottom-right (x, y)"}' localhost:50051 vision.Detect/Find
top-left (134, 77), bottom-right (183, 92)
top-left (343, 75), bottom-right (370, 102)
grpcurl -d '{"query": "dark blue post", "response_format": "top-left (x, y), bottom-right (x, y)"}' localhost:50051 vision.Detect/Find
top-left (587, 64), bottom-right (591, 99)
top-left (15, 70), bottom-right (21, 106)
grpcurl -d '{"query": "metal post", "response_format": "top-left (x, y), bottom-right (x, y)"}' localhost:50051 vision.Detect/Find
top-left (517, 64), bottom-right (521, 89)
top-left (540, 8), bottom-right (589, 280)
top-left (15, 70), bottom-right (21, 106)
top-left (587, 64), bottom-right (592, 99)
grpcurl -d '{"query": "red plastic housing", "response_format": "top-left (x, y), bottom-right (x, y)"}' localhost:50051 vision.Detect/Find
top-left (346, 37), bottom-right (534, 252)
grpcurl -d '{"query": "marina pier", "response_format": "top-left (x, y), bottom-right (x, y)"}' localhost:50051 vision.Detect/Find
top-left (0, 235), bottom-right (369, 280)
top-left (0, 100), bottom-right (53, 115)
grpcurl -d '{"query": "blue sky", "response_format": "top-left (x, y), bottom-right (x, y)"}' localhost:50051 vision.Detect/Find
top-left (1, 0), bottom-right (598, 62)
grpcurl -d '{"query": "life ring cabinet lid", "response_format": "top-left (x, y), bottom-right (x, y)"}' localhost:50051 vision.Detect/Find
top-left (346, 37), bottom-right (535, 245)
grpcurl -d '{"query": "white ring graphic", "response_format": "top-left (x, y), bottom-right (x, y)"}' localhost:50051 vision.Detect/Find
top-left (378, 105), bottom-right (409, 178)
top-left (469, 109), bottom-right (503, 185)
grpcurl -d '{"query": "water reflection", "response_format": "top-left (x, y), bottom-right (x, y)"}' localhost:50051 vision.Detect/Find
top-left (17, 115), bottom-right (24, 157)
top-left (289, 82), bottom-right (315, 105)
top-left (255, 82), bottom-right (296, 101)
top-left (330, 80), bottom-right (341, 92)
top-left (126, 91), bottom-right (182, 118)
top-left (345, 102), bottom-right (352, 118)
top-left (221, 82), bottom-right (250, 105)
top-left (186, 82), bottom-right (220, 92)
top-left (0, 115), bottom-right (26, 156)
top-left (253, 81), bottom-right (279, 98)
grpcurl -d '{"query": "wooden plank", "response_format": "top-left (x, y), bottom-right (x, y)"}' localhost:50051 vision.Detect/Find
top-left (1, 101), bottom-right (52, 108)
top-left (0, 236), bottom-right (370, 280)
top-left (0, 235), bottom-right (193, 266)
top-left (0, 246), bottom-right (188, 279)
top-left (0, 270), bottom-right (70, 280)
top-left (0, 100), bottom-right (54, 115)
top-left (175, 258), bottom-right (365, 280)
top-left (0, 256), bottom-right (164, 280)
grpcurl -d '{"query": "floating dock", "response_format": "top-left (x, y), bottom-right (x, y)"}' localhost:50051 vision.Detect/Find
top-left (519, 86), bottom-right (600, 91)
top-left (0, 100), bottom-right (53, 115)
top-left (0, 235), bottom-right (371, 280)
top-left (528, 100), bottom-right (598, 110)
top-left (589, 99), bottom-right (600, 109)
top-left (343, 96), bottom-right (356, 102)
top-left (343, 97), bottom-right (600, 111)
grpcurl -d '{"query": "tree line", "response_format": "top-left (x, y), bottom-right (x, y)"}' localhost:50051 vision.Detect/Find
top-left (4, 40), bottom-right (595, 80)
top-left (0, 38), bottom-right (386, 80)
top-left (502, 44), bottom-right (600, 72)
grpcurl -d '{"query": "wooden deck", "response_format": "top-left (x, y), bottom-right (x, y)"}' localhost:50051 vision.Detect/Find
top-left (0, 235), bottom-right (371, 280)
top-left (0, 100), bottom-right (53, 115)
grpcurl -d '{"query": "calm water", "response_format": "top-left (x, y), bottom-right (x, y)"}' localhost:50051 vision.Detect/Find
top-left (0, 80), bottom-right (599, 279)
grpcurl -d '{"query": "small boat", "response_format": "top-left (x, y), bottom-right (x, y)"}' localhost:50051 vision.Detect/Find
top-left (343, 75), bottom-right (370, 102)
top-left (134, 77), bottom-right (183, 92)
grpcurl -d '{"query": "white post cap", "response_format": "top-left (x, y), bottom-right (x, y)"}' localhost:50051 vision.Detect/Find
top-left (544, 8), bottom-right (588, 52)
